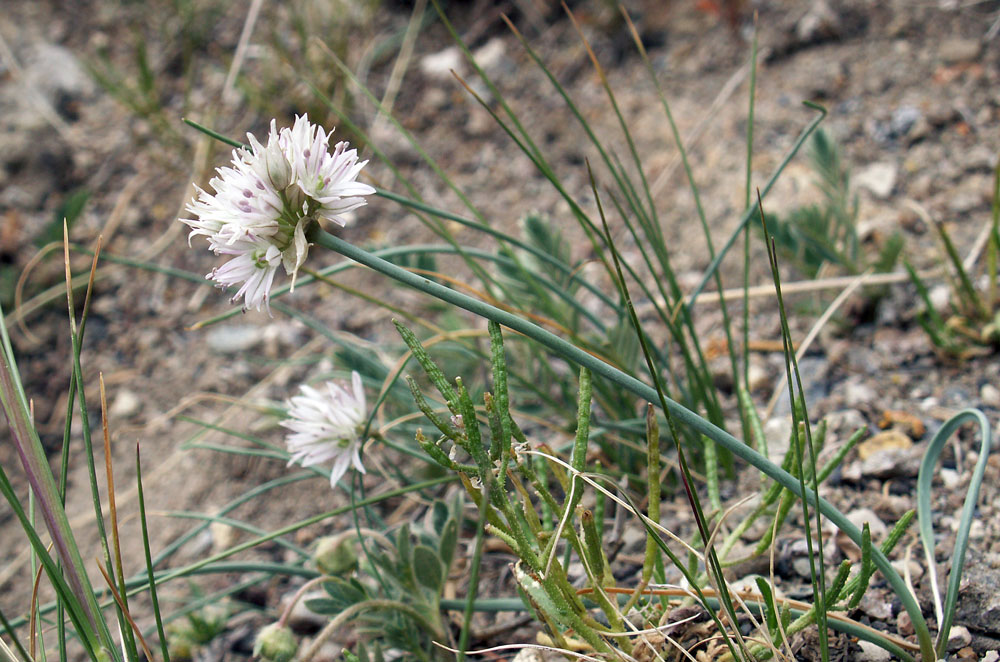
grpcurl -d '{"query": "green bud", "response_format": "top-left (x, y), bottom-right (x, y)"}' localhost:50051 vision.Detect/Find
top-left (253, 623), bottom-right (297, 662)
top-left (314, 536), bottom-right (357, 576)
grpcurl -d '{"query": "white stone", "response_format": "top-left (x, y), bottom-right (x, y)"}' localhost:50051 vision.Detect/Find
top-left (929, 284), bottom-right (950, 312)
top-left (206, 324), bottom-right (265, 354)
top-left (855, 162), bottom-right (898, 199)
top-left (981, 383), bottom-right (1000, 408)
top-left (846, 508), bottom-right (887, 538)
top-left (473, 37), bottom-right (507, 73)
top-left (857, 640), bottom-right (892, 662)
top-left (420, 46), bottom-right (464, 79)
top-left (948, 624), bottom-right (972, 651)
top-left (109, 389), bottom-right (141, 418)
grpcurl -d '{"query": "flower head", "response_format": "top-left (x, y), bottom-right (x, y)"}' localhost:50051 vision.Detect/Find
top-left (180, 116), bottom-right (374, 312)
top-left (284, 114), bottom-right (376, 226)
top-left (281, 371), bottom-right (367, 488)
top-left (207, 238), bottom-right (282, 313)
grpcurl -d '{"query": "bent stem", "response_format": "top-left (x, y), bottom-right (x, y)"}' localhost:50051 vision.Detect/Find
top-left (313, 227), bottom-right (937, 662)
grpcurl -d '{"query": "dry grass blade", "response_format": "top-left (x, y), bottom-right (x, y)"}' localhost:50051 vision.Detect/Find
top-left (94, 563), bottom-right (156, 662)
top-left (99, 375), bottom-right (127, 595)
top-left (28, 548), bottom-right (47, 661)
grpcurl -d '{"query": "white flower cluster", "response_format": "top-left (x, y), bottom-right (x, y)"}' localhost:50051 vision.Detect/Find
top-left (182, 115), bottom-right (375, 313)
top-left (281, 371), bottom-right (368, 489)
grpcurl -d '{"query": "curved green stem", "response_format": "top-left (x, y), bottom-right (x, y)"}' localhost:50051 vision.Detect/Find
top-left (314, 228), bottom-right (937, 662)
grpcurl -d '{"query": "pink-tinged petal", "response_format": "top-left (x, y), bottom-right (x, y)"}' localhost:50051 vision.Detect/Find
top-left (282, 371), bottom-right (368, 490)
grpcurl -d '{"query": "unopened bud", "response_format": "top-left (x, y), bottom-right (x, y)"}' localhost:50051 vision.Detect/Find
top-left (314, 536), bottom-right (357, 576)
top-left (253, 623), bottom-right (297, 662)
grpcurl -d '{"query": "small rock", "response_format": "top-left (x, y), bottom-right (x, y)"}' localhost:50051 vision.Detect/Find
top-left (859, 590), bottom-right (894, 621)
top-left (472, 37), bottom-right (509, 75)
top-left (747, 361), bottom-right (770, 394)
top-left (981, 651), bottom-right (1000, 662)
top-left (283, 590), bottom-right (327, 632)
top-left (890, 106), bottom-right (922, 138)
top-left (855, 162), bottom-right (898, 199)
top-left (896, 609), bottom-right (914, 636)
top-left (844, 380), bottom-right (877, 409)
top-left (209, 521), bottom-right (236, 554)
top-left (939, 38), bottom-right (981, 65)
top-left (857, 640), bottom-right (892, 662)
top-left (763, 417), bottom-right (793, 463)
top-left (878, 410), bottom-right (925, 438)
top-left (940, 468), bottom-right (961, 489)
top-left (837, 508), bottom-right (888, 560)
top-left (825, 408), bottom-right (866, 435)
top-left (620, 525), bottom-right (647, 552)
top-left (844, 445), bottom-right (922, 481)
top-left (845, 507), bottom-right (887, 538)
top-left (963, 145), bottom-right (997, 172)
top-left (206, 325), bottom-right (265, 354)
top-left (953, 559), bottom-right (1000, 635)
top-left (949, 625), bottom-right (972, 652)
top-left (948, 191), bottom-right (983, 214)
top-left (796, 0), bottom-right (840, 43)
top-left (512, 649), bottom-right (545, 662)
top-left (792, 557), bottom-right (814, 579)
top-left (891, 558), bottom-right (924, 582)
top-left (929, 284), bottom-right (950, 312)
top-left (906, 116), bottom-right (932, 143)
top-left (109, 389), bottom-right (142, 418)
top-left (420, 46), bottom-right (464, 79)
top-left (22, 42), bottom-right (95, 112)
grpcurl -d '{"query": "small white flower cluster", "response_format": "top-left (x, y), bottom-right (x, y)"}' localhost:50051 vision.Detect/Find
top-left (182, 115), bottom-right (375, 313)
top-left (281, 371), bottom-right (368, 489)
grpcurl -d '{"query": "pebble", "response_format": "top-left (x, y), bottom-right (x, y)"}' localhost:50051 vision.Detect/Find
top-left (109, 389), bottom-right (142, 418)
top-left (929, 284), bottom-right (950, 312)
top-left (22, 42), bottom-right (95, 111)
top-left (844, 380), bottom-right (877, 408)
top-left (420, 46), bottom-right (464, 79)
top-left (796, 0), bottom-right (840, 43)
top-left (857, 640), bottom-right (892, 662)
top-left (855, 162), bottom-right (898, 199)
top-left (283, 590), bottom-right (328, 632)
top-left (747, 361), bottom-right (770, 394)
top-left (938, 38), bottom-right (981, 65)
top-left (948, 625), bottom-right (972, 651)
top-left (845, 507), bottom-right (887, 538)
top-left (859, 590), bottom-right (894, 620)
top-left (206, 325), bottom-right (265, 354)
top-left (963, 145), bottom-right (997, 172)
top-left (889, 106), bottom-right (922, 138)
top-left (857, 429), bottom-right (913, 461)
top-left (890, 558), bottom-right (924, 581)
top-left (472, 37), bottom-right (510, 76)
top-left (792, 557), bottom-right (814, 579)
top-left (940, 468), bottom-right (960, 489)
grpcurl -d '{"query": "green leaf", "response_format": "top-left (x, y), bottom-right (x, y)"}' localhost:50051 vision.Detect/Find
top-left (755, 577), bottom-right (778, 633)
top-left (412, 545), bottom-right (443, 591)
top-left (431, 500), bottom-right (450, 536)
top-left (320, 577), bottom-right (368, 609)
top-left (439, 519), bottom-right (458, 571)
top-left (303, 598), bottom-right (343, 616)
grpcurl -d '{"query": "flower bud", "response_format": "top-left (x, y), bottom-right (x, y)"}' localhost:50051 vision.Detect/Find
top-left (253, 623), bottom-right (297, 662)
top-left (314, 536), bottom-right (357, 576)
